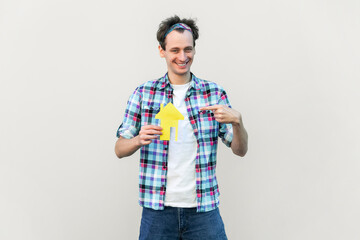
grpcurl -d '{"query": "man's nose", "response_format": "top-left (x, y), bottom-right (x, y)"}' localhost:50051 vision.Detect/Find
top-left (178, 51), bottom-right (187, 61)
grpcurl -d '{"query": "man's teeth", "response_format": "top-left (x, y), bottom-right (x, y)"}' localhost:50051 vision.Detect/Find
top-left (178, 63), bottom-right (186, 66)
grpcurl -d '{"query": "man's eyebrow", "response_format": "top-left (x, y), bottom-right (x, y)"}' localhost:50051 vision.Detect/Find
top-left (169, 46), bottom-right (193, 50)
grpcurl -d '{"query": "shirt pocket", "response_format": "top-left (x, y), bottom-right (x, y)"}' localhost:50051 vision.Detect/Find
top-left (197, 110), bottom-right (219, 138)
top-left (141, 103), bottom-right (161, 125)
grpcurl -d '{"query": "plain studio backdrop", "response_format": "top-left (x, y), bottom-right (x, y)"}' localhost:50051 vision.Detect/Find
top-left (1, 0), bottom-right (359, 239)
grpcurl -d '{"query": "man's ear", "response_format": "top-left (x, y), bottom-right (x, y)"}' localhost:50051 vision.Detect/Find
top-left (158, 45), bottom-right (165, 58)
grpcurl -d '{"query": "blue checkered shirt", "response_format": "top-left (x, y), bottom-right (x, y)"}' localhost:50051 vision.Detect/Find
top-left (116, 73), bottom-right (233, 212)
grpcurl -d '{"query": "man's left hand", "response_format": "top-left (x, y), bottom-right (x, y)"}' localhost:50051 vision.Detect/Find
top-left (199, 105), bottom-right (242, 125)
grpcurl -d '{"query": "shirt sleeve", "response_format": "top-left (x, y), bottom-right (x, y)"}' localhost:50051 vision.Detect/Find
top-left (218, 89), bottom-right (233, 147)
top-left (116, 88), bottom-right (142, 139)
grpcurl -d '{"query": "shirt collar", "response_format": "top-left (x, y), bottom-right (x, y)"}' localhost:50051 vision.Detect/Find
top-left (157, 72), bottom-right (203, 91)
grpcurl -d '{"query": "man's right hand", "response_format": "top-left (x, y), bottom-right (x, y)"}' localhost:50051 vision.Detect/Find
top-left (138, 125), bottom-right (163, 146)
top-left (115, 125), bottom-right (162, 158)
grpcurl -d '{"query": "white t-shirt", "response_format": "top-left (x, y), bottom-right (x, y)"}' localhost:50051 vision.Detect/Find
top-left (164, 83), bottom-right (197, 208)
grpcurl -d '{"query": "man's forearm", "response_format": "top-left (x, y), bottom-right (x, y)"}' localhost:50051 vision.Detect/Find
top-left (115, 136), bottom-right (142, 158)
top-left (230, 119), bottom-right (248, 157)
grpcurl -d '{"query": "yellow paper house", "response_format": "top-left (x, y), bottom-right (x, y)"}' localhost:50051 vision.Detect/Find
top-left (155, 102), bottom-right (184, 141)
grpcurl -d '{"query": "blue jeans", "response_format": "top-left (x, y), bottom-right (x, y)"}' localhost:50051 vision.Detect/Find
top-left (139, 206), bottom-right (228, 240)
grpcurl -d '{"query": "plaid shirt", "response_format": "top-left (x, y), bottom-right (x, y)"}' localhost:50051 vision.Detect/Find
top-left (117, 73), bottom-right (233, 212)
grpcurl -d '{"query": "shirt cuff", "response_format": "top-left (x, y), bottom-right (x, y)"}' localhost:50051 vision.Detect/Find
top-left (116, 123), bottom-right (137, 139)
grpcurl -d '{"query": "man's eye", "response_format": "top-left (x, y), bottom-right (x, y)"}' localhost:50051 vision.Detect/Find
top-left (185, 49), bottom-right (193, 52)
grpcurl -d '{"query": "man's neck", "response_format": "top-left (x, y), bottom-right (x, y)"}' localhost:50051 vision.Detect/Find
top-left (168, 72), bottom-right (191, 85)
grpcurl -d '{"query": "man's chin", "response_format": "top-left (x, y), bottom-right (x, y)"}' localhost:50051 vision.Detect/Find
top-left (173, 69), bottom-right (190, 76)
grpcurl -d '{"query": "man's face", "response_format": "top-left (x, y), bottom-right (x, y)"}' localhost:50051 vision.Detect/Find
top-left (159, 30), bottom-right (195, 78)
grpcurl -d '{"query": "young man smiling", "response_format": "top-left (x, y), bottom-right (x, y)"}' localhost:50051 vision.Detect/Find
top-left (115, 15), bottom-right (248, 240)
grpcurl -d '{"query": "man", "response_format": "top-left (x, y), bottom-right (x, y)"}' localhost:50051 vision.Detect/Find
top-left (115, 15), bottom-right (248, 240)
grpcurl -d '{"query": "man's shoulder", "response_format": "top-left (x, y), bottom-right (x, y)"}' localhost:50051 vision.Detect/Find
top-left (135, 77), bottom-right (163, 92)
top-left (195, 76), bottom-right (227, 93)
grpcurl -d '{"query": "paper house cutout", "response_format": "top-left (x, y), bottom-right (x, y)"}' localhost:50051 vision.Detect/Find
top-left (155, 102), bottom-right (184, 141)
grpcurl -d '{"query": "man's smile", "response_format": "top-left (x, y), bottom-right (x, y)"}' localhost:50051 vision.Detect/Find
top-left (175, 60), bottom-right (190, 67)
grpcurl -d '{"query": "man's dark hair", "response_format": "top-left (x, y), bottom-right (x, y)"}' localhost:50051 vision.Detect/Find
top-left (157, 15), bottom-right (199, 50)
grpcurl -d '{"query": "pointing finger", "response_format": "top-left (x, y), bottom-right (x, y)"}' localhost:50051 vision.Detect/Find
top-left (199, 105), bottom-right (221, 111)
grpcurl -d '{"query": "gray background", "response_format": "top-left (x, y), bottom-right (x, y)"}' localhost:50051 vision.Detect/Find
top-left (1, 0), bottom-right (359, 239)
